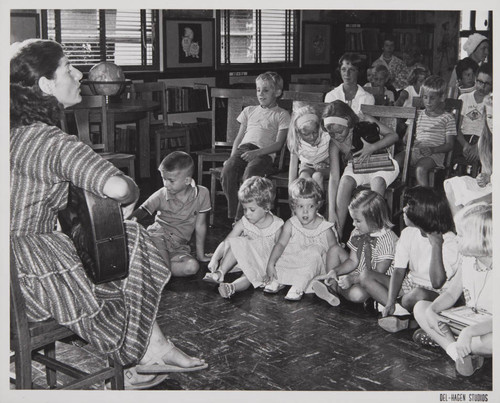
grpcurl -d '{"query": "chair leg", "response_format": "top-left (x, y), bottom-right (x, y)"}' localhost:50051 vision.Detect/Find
top-left (44, 342), bottom-right (58, 388)
top-left (14, 346), bottom-right (33, 389)
top-left (108, 357), bottom-right (124, 390)
top-left (210, 172), bottom-right (217, 227)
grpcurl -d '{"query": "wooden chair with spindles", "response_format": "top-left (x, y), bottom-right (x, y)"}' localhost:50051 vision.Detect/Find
top-left (10, 246), bottom-right (124, 389)
top-left (62, 95), bottom-right (136, 179)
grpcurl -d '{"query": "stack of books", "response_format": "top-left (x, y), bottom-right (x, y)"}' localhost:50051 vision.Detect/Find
top-left (439, 306), bottom-right (492, 332)
top-left (352, 150), bottom-right (394, 174)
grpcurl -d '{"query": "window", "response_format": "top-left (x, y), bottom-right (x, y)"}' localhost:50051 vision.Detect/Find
top-left (42, 9), bottom-right (159, 71)
top-left (458, 10), bottom-right (492, 59)
top-left (218, 10), bottom-right (298, 67)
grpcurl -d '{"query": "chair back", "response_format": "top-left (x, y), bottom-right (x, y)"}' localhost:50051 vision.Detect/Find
top-left (442, 97), bottom-right (463, 174)
top-left (288, 83), bottom-right (331, 93)
top-left (282, 91), bottom-right (325, 102)
top-left (129, 81), bottom-right (167, 127)
top-left (411, 96), bottom-right (424, 109)
top-left (65, 95), bottom-right (108, 152)
top-left (360, 104), bottom-right (417, 184)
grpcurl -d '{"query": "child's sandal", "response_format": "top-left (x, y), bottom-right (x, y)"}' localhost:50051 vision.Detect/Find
top-left (218, 282), bottom-right (235, 299)
top-left (203, 270), bottom-right (224, 284)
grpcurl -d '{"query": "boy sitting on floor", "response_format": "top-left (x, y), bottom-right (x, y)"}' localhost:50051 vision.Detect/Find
top-left (130, 151), bottom-right (211, 276)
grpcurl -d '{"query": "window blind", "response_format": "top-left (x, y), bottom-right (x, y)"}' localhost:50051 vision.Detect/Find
top-left (45, 9), bottom-right (157, 70)
top-left (220, 9), bottom-right (296, 65)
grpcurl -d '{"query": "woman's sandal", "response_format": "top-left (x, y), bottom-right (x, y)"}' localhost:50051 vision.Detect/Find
top-left (120, 366), bottom-right (169, 390)
top-left (202, 270), bottom-right (224, 284)
top-left (136, 345), bottom-right (209, 374)
top-left (218, 282), bottom-right (236, 299)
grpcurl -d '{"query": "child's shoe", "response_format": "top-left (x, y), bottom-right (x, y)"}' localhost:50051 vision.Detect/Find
top-left (218, 282), bottom-right (236, 299)
top-left (412, 328), bottom-right (439, 348)
top-left (363, 297), bottom-right (378, 315)
top-left (456, 355), bottom-right (485, 377)
top-left (284, 286), bottom-right (304, 301)
top-left (378, 316), bottom-right (410, 333)
top-left (263, 280), bottom-right (285, 294)
top-left (202, 270), bottom-right (223, 284)
top-left (311, 280), bottom-right (340, 307)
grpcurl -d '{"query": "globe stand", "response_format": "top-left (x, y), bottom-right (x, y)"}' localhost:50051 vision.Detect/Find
top-left (81, 80), bottom-right (132, 102)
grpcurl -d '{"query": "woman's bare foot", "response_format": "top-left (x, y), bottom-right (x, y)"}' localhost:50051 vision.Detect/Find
top-left (161, 343), bottom-right (206, 368)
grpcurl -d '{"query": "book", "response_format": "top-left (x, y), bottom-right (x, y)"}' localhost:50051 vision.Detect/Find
top-left (439, 306), bottom-right (492, 332)
top-left (352, 150), bottom-right (395, 174)
top-left (193, 83), bottom-right (210, 110)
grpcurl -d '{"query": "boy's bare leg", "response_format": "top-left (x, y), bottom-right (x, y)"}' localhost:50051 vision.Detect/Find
top-left (414, 157), bottom-right (437, 187)
top-left (171, 254), bottom-right (199, 277)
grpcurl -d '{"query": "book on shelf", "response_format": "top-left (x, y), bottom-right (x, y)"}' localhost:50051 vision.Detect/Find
top-left (439, 306), bottom-right (492, 332)
top-left (193, 83), bottom-right (211, 109)
top-left (165, 85), bottom-right (211, 113)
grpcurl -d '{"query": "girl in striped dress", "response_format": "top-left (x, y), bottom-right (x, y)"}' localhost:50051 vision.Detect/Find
top-left (311, 190), bottom-right (398, 307)
top-left (10, 39), bottom-right (206, 389)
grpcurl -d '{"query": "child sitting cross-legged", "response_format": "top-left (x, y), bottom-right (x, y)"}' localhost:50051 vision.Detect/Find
top-left (413, 203), bottom-right (492, 377)
top-left (395, 75), bottom-right (457, 187)
top-left (130, 151), bottom-right (211, 277)
top-left (264, 178), bottom-right (339, 301)
top-left (204, 176), bottom-right (284, 298)
top-left (361, 186), bottom-right (460, 333)
top-left (311, 190), bottom-right (398, 308)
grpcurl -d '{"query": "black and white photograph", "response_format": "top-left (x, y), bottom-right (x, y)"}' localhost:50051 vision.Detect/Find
top-left (2, 2), bottom-right (498, 403)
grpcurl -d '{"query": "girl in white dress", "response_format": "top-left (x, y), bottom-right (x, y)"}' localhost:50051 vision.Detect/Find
top-left (264, 178), bottom-right (339, 301)
top-left (205, 176), bottom-right (284, 298)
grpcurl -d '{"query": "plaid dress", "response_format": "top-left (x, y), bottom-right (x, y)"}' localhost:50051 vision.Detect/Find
top-left (10, 123), bottom-right (170, 365)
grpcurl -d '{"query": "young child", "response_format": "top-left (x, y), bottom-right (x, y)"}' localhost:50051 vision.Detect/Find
top-left (395, 75), bottom-right (457, 187)
top-left (204, 176), bottom-right (284, 298)
top-left (264, 178), bottom-right (338, 301)
top-left (455, 57), bottom-right (478, 96)
top-left (221, 71), bottom-right (291, 221)
top-left (311, 190), bottom-right (399, 307)
top-left (287, 105), bottom-right (335, 191)
top-left (413, 203), bottom-right (492, 377)
top-left (362, 186), bottom-right (460, 333)
top-left (456, 63), bottom-right (492, 164)
top-left (444, 120), bottom-right (492, 216)
top-left (321, 100), bottom-right (399, 238)
top-left (130, 151), bottom-right (211, 277)
top-left (364, 64), bottom-right (395, 105)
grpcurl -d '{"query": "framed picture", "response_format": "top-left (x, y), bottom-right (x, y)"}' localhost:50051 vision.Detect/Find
top-left (164, 18), bottom-right (214, 70)
top-left (302, 22), bottom-right (332, 66)
top-left (10, 12), bottom-right (40, 43)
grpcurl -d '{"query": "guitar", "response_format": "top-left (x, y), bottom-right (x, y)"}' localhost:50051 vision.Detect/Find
top-left (58, 184), bottom-right (129, 284)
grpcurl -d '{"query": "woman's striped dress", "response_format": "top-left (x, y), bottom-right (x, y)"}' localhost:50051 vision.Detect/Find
top-left (10, 122), bottom-right (170, 365)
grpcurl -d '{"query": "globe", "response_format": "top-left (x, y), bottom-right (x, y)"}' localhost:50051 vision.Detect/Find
top-left (87, 62), bottom-right (126, 96)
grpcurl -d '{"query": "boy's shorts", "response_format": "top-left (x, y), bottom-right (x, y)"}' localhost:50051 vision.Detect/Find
top-left (400, 275), bottom-right (443, 297)
top-left (410, 147), bottom-right (445, 168)
top-left (342, 159), bottom-right (399, 188)
top-left (147, 227), bottom-right (192, 260)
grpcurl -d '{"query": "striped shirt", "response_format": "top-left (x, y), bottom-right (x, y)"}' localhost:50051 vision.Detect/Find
top-left (414, 110), bottom-right (457, 147)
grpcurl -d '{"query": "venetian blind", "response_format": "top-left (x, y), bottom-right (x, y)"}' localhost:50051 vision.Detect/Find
top-left (45, 9), bottom-right (157, 70)
top-left (220, 9), bottom-right (296, 65)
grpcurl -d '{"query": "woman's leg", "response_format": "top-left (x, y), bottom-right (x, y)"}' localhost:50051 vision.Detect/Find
top-left (221, 151), bottom-right (247, 219)
top-left (336, 175), bottom-right (356, 237)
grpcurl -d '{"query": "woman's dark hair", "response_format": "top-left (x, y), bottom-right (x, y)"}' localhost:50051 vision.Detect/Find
top-left (477, 62), bottom-right (492, 81)
top-left (403, 186), bottom-right (455, 234)
top-left (10, 39), bottom-right (65, 128)
top-left (321, 100), bottom-right (359, 132)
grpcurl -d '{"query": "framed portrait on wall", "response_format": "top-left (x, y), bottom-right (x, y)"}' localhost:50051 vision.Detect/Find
top-left (164, 18), bottom-right (214, 70)
top-left (11, 12), bottom-right (40, 43)
top-left (302, 22), bottom-right (332, 66)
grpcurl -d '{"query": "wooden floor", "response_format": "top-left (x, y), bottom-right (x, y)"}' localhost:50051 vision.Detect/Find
top-left (10, 176), bottom-right (493, 393)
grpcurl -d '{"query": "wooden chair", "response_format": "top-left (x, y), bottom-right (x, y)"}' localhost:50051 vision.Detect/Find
top-left (288, 83), bottom-right (332, 93)
top-left (10, 248), bottom-right (124, 389)
top-left (282, 90), bottom-right (325, 102)
top-left (360, 104), bottom-right (418, 223)
top-left (195, 88), bottom-right (257, 187)
top-left (63, 95), bottom-right (136, 179)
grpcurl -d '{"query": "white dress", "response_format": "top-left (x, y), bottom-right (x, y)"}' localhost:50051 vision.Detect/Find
top-left (275, 215), bottom-right (336, 293)
top-left (228, 214), bottom-right (284, 287)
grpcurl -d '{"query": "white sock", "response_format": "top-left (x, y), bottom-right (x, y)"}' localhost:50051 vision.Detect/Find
top-left (446, 342), bottom-right (459, 361)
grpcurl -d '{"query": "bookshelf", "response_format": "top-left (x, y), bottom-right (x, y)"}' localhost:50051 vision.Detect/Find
top-left (340, 23), bottom-right (434, 71)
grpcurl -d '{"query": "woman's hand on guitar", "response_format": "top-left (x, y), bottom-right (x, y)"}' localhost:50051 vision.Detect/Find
top-left (121, 201), bottom-right (137, 220)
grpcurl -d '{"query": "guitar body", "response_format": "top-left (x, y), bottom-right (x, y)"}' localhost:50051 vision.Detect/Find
top-left (58, 185), bottom-right (129, 284)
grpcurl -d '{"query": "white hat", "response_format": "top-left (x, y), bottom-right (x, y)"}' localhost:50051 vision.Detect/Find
top-left (463, 33), bottom-right (488, 56)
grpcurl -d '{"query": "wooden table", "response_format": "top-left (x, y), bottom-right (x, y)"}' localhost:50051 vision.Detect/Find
top-left (106, 99), bottom-right (159, 178)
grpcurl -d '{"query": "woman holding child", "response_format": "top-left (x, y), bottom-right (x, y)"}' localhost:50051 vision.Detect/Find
top-left (10, 39), bottom-right (206, 389)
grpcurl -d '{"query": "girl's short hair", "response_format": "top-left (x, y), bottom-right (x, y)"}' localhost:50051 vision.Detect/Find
top-left (321, 100), bottom-right (359, 132)
top-left (256, 71), bottom-right (284, 92)
top-left (421, 75), bottom-right (447, 97)
top-left (455, 57), bottom-right (479, 80)
top-left (238, 176), bottom-right (275, 211)
top-left (407, 66), bottom-right (429, 86)
top-left (288, 177), bottom-right (324, 207)
top-left (349, 189), bottom-right (393, 230)
top-left (454, 203), bottom-right (492, 256)
top-left (403, 186), bottom-right (454, 233)
top-left (287, 105), bottom-right (320, 154)
top-left (338, 52), bottom-right (365, 73)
